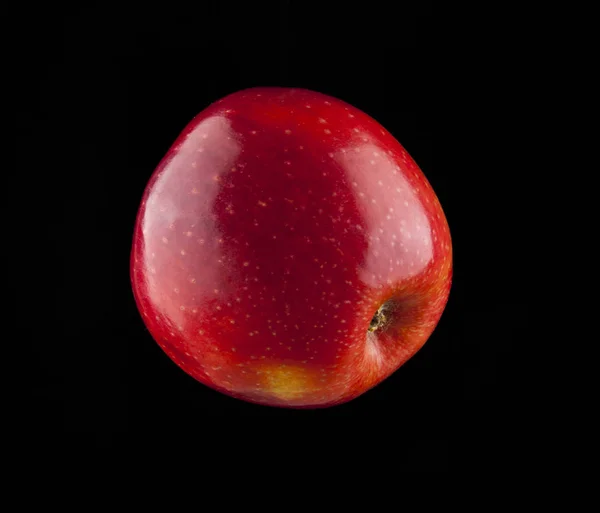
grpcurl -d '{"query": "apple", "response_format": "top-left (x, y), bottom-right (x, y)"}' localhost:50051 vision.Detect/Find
top-left (130, 87), bottom-right (452, 409)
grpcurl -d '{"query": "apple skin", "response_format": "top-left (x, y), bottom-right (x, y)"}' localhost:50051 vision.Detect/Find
top-left (130, 87), bottom-right (452, 409)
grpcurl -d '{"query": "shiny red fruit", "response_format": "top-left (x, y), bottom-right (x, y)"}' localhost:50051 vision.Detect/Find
top-left (130, 87), bottom-right (452, 408)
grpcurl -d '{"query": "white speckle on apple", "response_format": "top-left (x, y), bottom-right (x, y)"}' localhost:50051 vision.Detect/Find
top-left (284, 129), bottom-right (292, 135)
top-left (162, 237), bottom-right (168, 244)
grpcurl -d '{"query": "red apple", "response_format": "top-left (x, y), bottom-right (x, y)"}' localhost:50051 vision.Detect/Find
top-left (130, 87), bottom-right (452, 408)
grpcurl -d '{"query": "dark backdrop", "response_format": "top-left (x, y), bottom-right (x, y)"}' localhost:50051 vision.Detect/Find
top-left (17, 2), bottom-right (535, 471)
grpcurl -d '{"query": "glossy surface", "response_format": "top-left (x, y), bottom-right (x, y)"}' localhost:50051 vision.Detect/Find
top-left (131, 87), bottom-right (452, 408)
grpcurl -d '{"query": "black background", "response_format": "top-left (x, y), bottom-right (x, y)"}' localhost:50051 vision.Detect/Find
top-left (17, 2), bottom-right (535, 471)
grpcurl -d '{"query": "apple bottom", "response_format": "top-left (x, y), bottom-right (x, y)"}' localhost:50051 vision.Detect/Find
top-left (160, 320), bottom-right (434, 409)
top-left (151, 259), bottom-right (451, 409)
